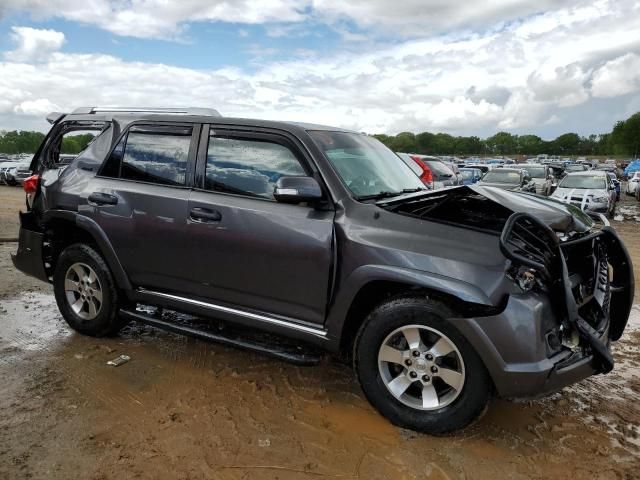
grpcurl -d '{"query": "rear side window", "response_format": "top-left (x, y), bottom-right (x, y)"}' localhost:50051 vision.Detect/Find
top-left (425, 160), bottom-right (454, 176)
top-left (205, 135), bottom-right (305, 199)
top-left (101, 125), bottom-right (192, 186)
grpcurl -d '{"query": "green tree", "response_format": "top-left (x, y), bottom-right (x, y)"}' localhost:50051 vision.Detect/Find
top-left (610, 113), bottom-right (640, 156)
top-left (485, 132), bottom-right (517, 155)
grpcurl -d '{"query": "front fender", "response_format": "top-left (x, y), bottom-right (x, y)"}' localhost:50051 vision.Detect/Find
top-left (325, 264), bottom-right (493, 345)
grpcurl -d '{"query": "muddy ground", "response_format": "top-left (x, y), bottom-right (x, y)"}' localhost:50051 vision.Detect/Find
top-left (0, 184), bottom-right (639, 480)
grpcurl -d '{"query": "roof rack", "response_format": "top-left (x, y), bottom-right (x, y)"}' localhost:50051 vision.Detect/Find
top-left (70, 107), bottom-right (222, 117)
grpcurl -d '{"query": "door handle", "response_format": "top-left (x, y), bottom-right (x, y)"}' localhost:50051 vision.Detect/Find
top-left (190, 207), bottom-right (222, 223)
top-left (88, 192), bottom-right (118, 206)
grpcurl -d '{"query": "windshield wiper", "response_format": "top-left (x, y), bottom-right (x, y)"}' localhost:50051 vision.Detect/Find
top-left (356, 188), bottom-right (425, 201)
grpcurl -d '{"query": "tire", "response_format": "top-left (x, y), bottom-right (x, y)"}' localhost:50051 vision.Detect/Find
top-left (53, 243), bottom-right (128, 336)
top-left (354, 295), bottom-right (491, 434)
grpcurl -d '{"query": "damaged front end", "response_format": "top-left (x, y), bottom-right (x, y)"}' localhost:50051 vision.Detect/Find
top-left (500, 212), bottom-right (634, 374)
top-left (380, 185), bottom-right (634, 394)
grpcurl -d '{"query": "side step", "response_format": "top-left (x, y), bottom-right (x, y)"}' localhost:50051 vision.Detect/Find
top-left (119, 309), bottom-right (323, 366)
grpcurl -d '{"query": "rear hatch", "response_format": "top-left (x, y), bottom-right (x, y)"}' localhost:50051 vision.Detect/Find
top-left (424, 160), bottom-right (455, 186)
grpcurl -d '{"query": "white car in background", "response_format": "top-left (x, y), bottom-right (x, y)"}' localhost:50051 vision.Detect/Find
top-left (626, 171), bottom-right (640, 195)
top-left (551, 171), bottom-right (617, 218)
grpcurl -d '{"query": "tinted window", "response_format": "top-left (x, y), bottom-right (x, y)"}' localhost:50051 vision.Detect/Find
top-left (482, 170), bottom-right (522, 184)
top-left (205, 136), bottom-right (305, 199)
top-left (460, 169), bottom-right (473, 180)
top-left (120, 130), bottom-right (191, 185)
top-left (521, 165), bottom-right (546, 178)
top-left (558, 175), bottom-right (607, 189)
top-left (425, 160), bottom-right (454, 177)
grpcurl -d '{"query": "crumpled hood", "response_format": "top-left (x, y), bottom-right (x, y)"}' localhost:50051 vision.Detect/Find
top-left (380, 185), bottom-right (594, 235)
top-left (470, 185), bottom-right (593, 233)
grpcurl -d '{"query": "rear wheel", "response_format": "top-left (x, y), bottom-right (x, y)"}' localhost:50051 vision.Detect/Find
top-left (53, 243), bottom-right (128, 336)
top-left (354, 296), bottom-right (491, 434)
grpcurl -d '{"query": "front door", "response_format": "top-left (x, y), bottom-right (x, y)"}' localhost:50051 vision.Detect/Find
top-left (185, 127), bottom-right (335, 325)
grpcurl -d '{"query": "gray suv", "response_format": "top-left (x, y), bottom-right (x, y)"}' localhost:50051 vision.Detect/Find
top-left (12, 107), bottom-right (634, 434)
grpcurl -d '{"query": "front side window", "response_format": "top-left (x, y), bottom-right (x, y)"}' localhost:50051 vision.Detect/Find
top-left (205, 135), bottom-right (305, 199)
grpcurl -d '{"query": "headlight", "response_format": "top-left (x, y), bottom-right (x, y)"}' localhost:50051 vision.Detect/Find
top-left (592, 196), bottom-right (608, 203)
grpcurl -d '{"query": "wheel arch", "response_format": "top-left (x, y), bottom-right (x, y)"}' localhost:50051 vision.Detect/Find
top-left (42, 210), bottom-right (132, 291)
top-left (330, 265), bottom-right (504, 357)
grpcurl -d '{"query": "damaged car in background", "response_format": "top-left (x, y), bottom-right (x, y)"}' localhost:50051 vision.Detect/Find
top-left (11, 107), bottom-right (635, 434)
top-left (476, 168), bottom-right (537, 193)
top-left (552, 171), bottom-right (617, 218)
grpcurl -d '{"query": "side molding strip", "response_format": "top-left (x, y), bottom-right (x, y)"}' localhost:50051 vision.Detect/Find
top-left (137, 288), bottom-right (328, 337)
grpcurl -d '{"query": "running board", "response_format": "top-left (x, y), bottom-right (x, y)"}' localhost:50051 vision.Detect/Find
top-left (119, 309), bottom-right (323, 366)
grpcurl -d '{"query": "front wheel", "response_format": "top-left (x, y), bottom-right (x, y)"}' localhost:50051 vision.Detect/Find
top-left (354, 296), bottom-right (491, 434)
top-left (53, 243), bottom-right (128, 337)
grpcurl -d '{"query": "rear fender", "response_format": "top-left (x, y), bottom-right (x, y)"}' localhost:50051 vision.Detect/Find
top-left (43, 210), bottom-right (132, 291)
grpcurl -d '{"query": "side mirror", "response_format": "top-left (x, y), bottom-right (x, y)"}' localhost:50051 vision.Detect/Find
top-left (274, 176), bottom-right (323, 204)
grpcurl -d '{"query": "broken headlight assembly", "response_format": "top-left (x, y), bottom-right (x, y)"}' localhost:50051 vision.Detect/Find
top-left (500, 212), bottom-right (616, 373)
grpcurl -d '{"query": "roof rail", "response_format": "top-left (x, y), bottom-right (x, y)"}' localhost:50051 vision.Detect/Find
top-left (70, 106), bottom-right (222, 117)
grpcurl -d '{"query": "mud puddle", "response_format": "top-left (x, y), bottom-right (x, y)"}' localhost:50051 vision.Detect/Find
top-left (1, 291), bottom-right (640, 479)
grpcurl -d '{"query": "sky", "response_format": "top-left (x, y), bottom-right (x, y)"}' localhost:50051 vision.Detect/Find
top-left (0, 0), bottom-right (639, 139)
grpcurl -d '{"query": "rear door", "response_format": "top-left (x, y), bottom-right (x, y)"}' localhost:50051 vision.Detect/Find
top-left (85, 123), bottom-right (199, 289)
top-left (184, 125), bottom-right (335, 325)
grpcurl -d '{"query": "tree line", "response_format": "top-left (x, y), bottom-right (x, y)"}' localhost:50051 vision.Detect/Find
top-left (1, 111), bottom-right (639, 157)
top-left (0, 130), bottom-right (95, 155)
top-left (373, 111), bottom-right (640, 157)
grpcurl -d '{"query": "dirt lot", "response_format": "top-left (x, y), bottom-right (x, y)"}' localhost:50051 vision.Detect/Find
top-left (1, 184), bottom-right (639, 480)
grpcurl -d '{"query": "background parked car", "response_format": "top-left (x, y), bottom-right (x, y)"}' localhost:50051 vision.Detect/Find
top-left (518, 164), bottom-right (554, 196)
top-left (476, 168), bottom-right (536, 192)
top-left (461, 163), bottom-right (491, 175)
top-left (442, 161), bottom-right (463, 185)
top-left (0, 161), bottom-right (18, 185)
top-left (397, 153), bottom-right (458, 189)
top-left (565, 163), bottom-right (589, 173)
top-left (551, 171), bottom-right (617, 218)
top-left (4, 161), bottom-right (31, 186)
top-left (459, 167), bottom-right (482, 185)
top-left (626, 171), bottom-right (640, 195)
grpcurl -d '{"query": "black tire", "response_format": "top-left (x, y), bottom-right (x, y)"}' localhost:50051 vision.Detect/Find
top-left (53, 243), bottom-right (128, 336)
top-left (354, 295), bottom-right (491, 434)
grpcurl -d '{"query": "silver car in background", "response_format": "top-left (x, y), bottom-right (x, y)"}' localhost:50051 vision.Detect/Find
top-left (518, 164), bottom-right (554, 196)
top-left (551, 171), bottom-right (616, 217)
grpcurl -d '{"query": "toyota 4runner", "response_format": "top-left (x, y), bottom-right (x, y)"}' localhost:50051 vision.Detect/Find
top-left (12, 107), bottom-right (634, 433)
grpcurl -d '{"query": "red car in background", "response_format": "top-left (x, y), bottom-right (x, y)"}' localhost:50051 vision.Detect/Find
top-left (397, 153), bottom-right (460, 189)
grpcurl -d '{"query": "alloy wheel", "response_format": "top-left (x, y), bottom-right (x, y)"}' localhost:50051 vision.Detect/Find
top-left (378, 324), bottom-right (465, 410)
top-left (64, 262), bottom-right (103, 321)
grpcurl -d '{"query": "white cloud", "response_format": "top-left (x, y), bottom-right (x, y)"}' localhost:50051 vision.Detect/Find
top-left (4, 26), bottom-right (65, 62)
top-left (0, 1), bottom-right (639, 137)
top-left (312, 0), bottom-right (581, 32)
top-left (13, 98), bottom-right (61, 116)
top-left (591, 53), bottom-right (640, 98)
top-left (0, 0), bottom-right (307, 39)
